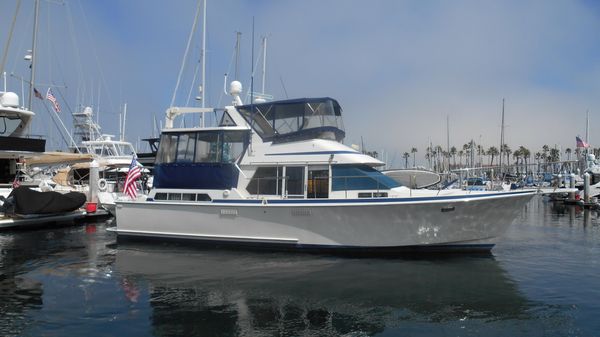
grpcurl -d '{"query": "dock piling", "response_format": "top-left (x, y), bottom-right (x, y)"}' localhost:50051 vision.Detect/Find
top-left (584, 172), bottom-right (591, 204)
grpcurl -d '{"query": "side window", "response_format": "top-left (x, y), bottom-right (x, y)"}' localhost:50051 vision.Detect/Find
top-left (222, 131), bottom-right (247, 163)
top-left (247, 167), bottom-right (283, 195)
top-left (156, 134), bottom-right (178, 164)
top-left (285, 166), bottom-right (304, 197)
top-left (176, 133), bottom-right (196, 162)
top-left (195, 132), bottom-right (220, 162)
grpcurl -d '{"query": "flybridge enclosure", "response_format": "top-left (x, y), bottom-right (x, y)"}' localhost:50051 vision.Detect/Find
top-left (236, 98), bottom-right (345, 143)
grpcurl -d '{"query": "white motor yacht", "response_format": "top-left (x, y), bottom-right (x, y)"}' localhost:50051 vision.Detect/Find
top-left (113, 82), bottom-right (536, 253)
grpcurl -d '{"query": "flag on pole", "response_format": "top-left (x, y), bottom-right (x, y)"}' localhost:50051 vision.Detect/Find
top-left (124, 156), bottom-right (142, 199)
top-left (45, 88), bottom-right (61, 113)
top-left (576, 136), bottom-right (589, 148)
top-left (33, 87), bottom-right (43, 100)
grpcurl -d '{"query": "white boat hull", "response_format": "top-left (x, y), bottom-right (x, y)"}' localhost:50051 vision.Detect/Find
top-left (114, 191), bottom-right (535, 252)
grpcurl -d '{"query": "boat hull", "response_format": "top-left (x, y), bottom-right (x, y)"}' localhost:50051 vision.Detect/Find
top-left (114, 191), bottom-right (535, 253)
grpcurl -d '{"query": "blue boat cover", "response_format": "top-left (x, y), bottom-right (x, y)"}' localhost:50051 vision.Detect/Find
top-left (153, 163), bottom-right (239, 190)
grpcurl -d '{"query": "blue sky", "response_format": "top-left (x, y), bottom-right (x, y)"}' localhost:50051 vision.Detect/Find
top-left (2, 0), bottom-right (599, 166)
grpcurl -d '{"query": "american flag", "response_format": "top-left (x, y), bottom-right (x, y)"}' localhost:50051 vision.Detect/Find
top-left (45, 88), bottom-right (61, 113)
top-left (124, 156), bottom-right (142, 199)
top-left (576, 136), bottom-right (590, 148)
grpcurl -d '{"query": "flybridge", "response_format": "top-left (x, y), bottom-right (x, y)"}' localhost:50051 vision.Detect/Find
top-left (236, 97), bottom-right (346, 143)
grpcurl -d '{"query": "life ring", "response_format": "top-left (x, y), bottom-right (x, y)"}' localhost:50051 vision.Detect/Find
top-left (98, 178), bottom-right (108, 192)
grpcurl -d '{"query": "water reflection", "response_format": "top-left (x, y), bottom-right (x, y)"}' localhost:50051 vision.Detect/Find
top-left (115, 245), bottom-right (530, 336)
top-left (0, 224), bottom-right (113, 336)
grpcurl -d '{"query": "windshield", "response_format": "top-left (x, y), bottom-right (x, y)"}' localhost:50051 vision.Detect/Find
top-left (332, 165), bottom-right (401, 191)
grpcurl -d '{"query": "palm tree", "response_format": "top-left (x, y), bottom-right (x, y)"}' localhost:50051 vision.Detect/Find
top-left (522, 147), bottom-right (531, 174)
top-left (541, 144), bottom-right (550, 172)
top-left (435, 145), bottom-right (443, 172)
top-left (458, 150), bottom-right (464, 167)
top-left (411, 147), bottom-right (418, 167)
top-left (450, 146), bottom-right (457, 168)
top-left (402, 152), bottom-right (410, 168)
top-left (513, 148), bottom-right (522, 172)
top-left (502, 144), bottom-right (512, 167)
top-left (487, 146), bottom-right (499, 166)
top-left (462, 143), bottom-right (470, 167)
top-left (565, 148), bottom-right (572, 161)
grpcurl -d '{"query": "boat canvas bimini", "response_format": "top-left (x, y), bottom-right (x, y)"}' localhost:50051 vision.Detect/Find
top-left (113, 82), bottom-right (536, 253)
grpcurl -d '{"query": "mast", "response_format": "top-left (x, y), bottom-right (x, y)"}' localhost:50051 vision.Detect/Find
top-left (446, 114), bottom-right (449, 171)
top-left (1, 0), bottom-right (22, 78)
top-left (28, 0), bottom-right (40, 111)
top-left (499, 98), bottom-right (505, 175)
top-left (586, 109), bottom-right (589, 151)
top-left (200, 0), bottom-right (206, 114)
top-left (261, 36), bottom-right (267, 94)
top-left (121, 103), bottom-right (127, 141)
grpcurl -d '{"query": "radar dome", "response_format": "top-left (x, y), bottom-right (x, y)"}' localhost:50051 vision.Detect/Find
top-left (229, 81), bottom-right (243, 96)
top-left (0, 92), bottom-right (19, 108)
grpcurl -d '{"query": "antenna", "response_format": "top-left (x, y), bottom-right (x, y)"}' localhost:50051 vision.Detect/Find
top-left (261, 36), bottom-right (267, 94)
top-left (235, 31), bottom-right (241, 80)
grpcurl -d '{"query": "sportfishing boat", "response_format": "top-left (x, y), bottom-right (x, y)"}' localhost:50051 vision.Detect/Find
top-left (113, 82), bottom-right (536, 253)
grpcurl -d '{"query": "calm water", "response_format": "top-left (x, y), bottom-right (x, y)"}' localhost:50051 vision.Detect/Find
top-left (1, 196), bottom-right (599, 336)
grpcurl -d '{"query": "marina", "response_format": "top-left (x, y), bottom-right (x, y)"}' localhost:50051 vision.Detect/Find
top-left (1, 197), bottom-right (599, 336)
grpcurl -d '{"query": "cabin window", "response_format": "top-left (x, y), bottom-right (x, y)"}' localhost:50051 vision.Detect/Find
top-left (331, 165), bottom-right (400, 191)
top-left (182, 193), bottom-right (196, 201)
top-left (196, 193), bottom-right (212, 201)
top-left (285, 166), bottom-right (304, 197)
top-left (156, 130), bottom-right (249, 164)
top-left (219, 112), bottom-right (237, 126)
top-left (195, 133), bottom-right (221, 162)
top-left (155, 192), bottom-right (168, 200)
top-left (176, 133), bottom-right (196, 162)
top-left (222, 132), bottom-right (246, 163)
top-left (168, 193), bottom-right (182, 201)
top-left (156, 134), bottom-right (178, 164)
top-left (247, 167), bottom-right (283, 195)
top-left (308, 168), bottom-right (329, 198)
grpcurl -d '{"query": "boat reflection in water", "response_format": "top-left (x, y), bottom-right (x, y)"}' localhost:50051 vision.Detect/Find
top-left (115, 244), bottom-right (531, 336)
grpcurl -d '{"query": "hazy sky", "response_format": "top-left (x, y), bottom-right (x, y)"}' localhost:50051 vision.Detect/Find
top-left (2, 0), bottom-right (599, 166)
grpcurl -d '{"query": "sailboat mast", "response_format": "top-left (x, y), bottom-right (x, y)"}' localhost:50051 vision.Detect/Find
top-left (28, 0), bottom-right (40, 111)
top-left (201, 0), bottom-right (206, 114)
top-left (446, 114), bottom-right (449, 171)
top-left (499, 98), bottom-right (505, 174)
top-left (586, 110), bottom-right (589, 145)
